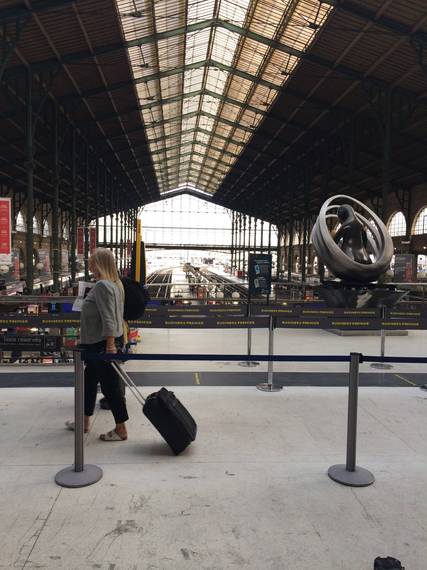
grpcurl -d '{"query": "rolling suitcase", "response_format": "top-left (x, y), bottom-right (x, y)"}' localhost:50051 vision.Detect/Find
top-left (112, 362), bottom-right (197, 455)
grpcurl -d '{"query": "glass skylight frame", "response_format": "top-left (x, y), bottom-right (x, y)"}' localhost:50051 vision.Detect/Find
top-left (116, 0), bottom-right (333, 195)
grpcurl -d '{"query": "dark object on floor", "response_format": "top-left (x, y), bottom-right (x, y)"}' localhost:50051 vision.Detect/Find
top-left (112, 362), bottom-right (197, 455)
top-left (420, 384), bottom-right (427, 390)
top-left (99, 397), bottom-right (110, 410)
top-left (374, 556), bottom-right (404, 569)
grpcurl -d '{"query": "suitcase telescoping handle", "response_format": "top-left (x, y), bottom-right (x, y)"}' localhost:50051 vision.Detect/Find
top-left (111, 361), bottom-right (146, 405)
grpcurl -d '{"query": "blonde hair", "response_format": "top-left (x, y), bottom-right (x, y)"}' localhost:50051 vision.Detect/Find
top-left (89, 248), bottom-right (124, 298)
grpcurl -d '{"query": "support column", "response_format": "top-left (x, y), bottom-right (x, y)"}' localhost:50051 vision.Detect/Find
top-left (230, 211), bottom-right (235, 271)
top-left (52, 103), bottom-right (60, 293)
top-left (253, 218), bottom-right (257, 255)
top-left (103, 169), bottom-right (107, 245)
top-left (301, 218), bottom-right (307, 290)
top-left (110, 183), bottom-right (114, 249)
top-left (237, 214), bottom-right (242, 273)
top-left (70, 130), bottom-right (77, 285)
top-left (242, 215), bottom-right (247, 276)
top-left (115, 192), bottom-right (119, 264)
top-left (382, 90), bottom-right (392, 223)
top-left (120, 208), bottom-right (124, 273)
top-left (25, 70), bottom-right (34, 293)
top-left (287, 222), bottom-right (294, 283)
top-left (260, 220), bottom-right (264, 253)
top-left (84, 146), bottom-right (90, 281)
top-left (95, 162), bottom-right (100, 247)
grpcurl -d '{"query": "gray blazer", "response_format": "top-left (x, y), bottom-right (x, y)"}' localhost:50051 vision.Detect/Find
top-left (80, 280), bottom-right (124, 345)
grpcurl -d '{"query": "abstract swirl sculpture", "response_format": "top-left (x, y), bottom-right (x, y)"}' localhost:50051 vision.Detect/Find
top-left (311, 195), bottom-right (393, 283)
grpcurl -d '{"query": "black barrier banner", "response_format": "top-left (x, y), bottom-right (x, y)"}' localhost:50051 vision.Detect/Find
top-left (276, 317), bottom-right (330, 329)
top-left (252, 305), bottom-right (381, 318)
top-left (0, 334), bottom-right (62, 351)
top-left (127, 316), bottom-right (267, 329)
top-left (385, 309), bottom-right (424, 318)
top-left (300, 308), bottom-right (380, 318)
top-left (381, 319), bottom-right (423, 329)
top-left (276, 317), bottom-right (382, 330)
top-left (251, 305), bottom-right (298, 316)
top-left (328, 319), bottom-right (381, 330)
top-left (1, 314), bottom-right (427, 330)
top-left (144, 304), bottom-right (247, 317)
top-left (0, 316), bottom-right (80, 327)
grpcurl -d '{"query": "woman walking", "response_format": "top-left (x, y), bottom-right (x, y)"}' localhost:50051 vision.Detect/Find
top-left (66, 248), bottom-right (128, 441)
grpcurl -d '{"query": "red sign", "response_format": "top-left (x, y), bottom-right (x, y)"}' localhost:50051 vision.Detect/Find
top-left (77, 227), bottom-right (84, 254)
top-left (89, 227), bottom-right (97, 253)
top-left (0, 197), bottom-right (11, 255)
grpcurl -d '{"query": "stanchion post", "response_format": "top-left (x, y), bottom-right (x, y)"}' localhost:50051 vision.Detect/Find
top-left (371, 307), bottom-right (393, 370)
top-left (328, 352), bottom-right (375, 487)
top-left (239, 302), bottom-right (259, 367)
top-left (55, 350), bottom-right (103, 488)
top-left (257, 316), bottom-right (282, 392)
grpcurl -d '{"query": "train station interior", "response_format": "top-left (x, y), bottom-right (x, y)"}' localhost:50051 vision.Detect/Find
top-left (0, 1), bottom-right (426, 568)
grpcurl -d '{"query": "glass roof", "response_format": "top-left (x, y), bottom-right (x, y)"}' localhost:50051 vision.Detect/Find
top-left (116, 0), bottom-right (332, 195)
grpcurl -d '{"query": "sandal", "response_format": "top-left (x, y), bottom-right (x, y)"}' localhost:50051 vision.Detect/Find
top-left (65, 420), bottom-right (89, 434)
top-left (99, 429), bottom-right (127, 442)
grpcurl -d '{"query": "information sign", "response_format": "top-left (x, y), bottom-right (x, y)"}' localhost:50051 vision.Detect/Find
top-left (0, 334), bottom-right (62, 351)
top-left (248, 253), bottom-right (272, 296)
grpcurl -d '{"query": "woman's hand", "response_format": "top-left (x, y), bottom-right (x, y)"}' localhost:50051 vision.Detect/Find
top-left (105, 336), bottom-right (117, 354)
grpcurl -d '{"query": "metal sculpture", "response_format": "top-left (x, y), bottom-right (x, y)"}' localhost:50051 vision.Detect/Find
top-left (311, 195), bottom-right (393, 283)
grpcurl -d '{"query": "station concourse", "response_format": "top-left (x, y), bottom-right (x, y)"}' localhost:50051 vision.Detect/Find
top-left (0, 1), bottom-right (426, 569)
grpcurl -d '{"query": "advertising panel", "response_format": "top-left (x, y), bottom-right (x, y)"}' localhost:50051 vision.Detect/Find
top-left (37, 249), bottom-right (51, 278)
top-left (77, 226), bottom-right (84, 255)
top-left (0, 197), bottom-right (12, 264)
top-left (394, 254), bottom-right (416, 282)
top-left (61, 248), bottom-right (69, 274)
top-left (89, 226), bottom-right (97, 253)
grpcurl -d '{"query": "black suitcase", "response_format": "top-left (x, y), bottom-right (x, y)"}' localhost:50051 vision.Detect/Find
top-left (112, 362), bottom-right (197, 455)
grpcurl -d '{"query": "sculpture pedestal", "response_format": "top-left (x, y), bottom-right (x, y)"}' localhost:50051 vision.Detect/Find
top-left (316, 281), bottom-right (407, 309)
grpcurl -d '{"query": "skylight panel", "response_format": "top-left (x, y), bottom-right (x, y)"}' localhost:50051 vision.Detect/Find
top-left (117, 0), bottom-right (333, 194)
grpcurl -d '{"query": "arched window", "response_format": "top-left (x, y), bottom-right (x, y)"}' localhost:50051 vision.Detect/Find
top-left (42, 219), bottom-right (51, 237)
top-left (16, 211), bottom-right (26, 231)
top-left (292, 232), bottom-right (300, 245)
top-left (33, 216), bottom-right (40, 235)
top-left (63, 225), bottom-right (69, 240)
top-left (387, 212), bottom-right (406, 237)
top-left (413, 207), bottom-right (427, 235)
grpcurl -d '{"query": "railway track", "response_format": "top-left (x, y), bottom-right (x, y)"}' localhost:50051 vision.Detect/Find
top-left (187, 266), bottom-right (248, 299)
top-left (146, 269), bottom-right (173, 298)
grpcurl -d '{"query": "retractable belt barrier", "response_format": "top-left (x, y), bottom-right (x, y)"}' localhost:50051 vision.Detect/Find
top-left (56, 350), bottom-right (427, 490)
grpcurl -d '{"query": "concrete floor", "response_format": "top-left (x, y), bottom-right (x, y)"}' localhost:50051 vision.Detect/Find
top-left (0, 385), bottom-right (426, 569)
